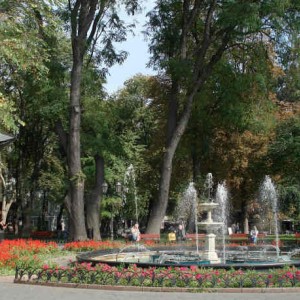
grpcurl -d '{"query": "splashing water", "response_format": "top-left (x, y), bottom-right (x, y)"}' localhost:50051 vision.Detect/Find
top-left (123, 164), bottom-right (138, 223)
top-left (215, 181), bottom-right (228, 263)
top-left (176, 182), bottom-right (197, 225)
top-left (260, 175), bottom-right (280, 260)
top-left (178, 182), bottom-right (199, 252)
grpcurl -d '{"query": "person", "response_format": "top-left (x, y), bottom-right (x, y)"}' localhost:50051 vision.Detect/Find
top-left (250, 226), bottom-right (259, 244)
top-left (177, 223), bottom-right (186, 241)
top-left (130, 223), bottom-right (140, 242)
top-left (231, 223), bottom-right (237, 234)
top-left (60, 220), bottom-right (67, 239)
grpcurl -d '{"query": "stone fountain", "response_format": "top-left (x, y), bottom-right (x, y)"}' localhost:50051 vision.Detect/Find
top-left (197, 174), bottom-right (223, 264)
top-left (198, 202), bottom-right (223, 263)
top-left (77, 174), bottom-right (300, 269)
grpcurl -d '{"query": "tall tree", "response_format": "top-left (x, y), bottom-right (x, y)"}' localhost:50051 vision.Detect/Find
top-left (0, 0), bottom-right (66, 229)
top-left (66, 0), bottom-right (138, 240)
top-left (145, 0), bottom-right (299, 233)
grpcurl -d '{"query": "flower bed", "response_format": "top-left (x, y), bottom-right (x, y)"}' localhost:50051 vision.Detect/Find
top-left (0, 239), bottom-right (58, 269)
top-left (15, 262), bottom-right (300, 289)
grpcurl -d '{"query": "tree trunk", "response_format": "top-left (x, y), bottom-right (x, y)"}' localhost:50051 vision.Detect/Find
top-left (146, 92), bottom-right (196, 233)
top-left (146, 0), bottom-right (231, 233)
top-left (67, 0), bottom-right (105, 240)
top-left (166, 81), bottom-right (178, 143)
top-left (192, 146), bottom-right (201, 183)
top-left (68, 35), bottom-right (87, 240)
top-left (86, 155), bottom-right (104, 240)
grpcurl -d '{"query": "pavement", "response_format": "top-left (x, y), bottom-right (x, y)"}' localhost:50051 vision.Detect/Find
top-left (1, 276), bottom-right (300, 300)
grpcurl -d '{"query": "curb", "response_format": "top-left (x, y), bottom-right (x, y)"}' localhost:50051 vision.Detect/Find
top-left (12, 280), bottom-right (300, 293)
top-left (0, 276), bottom-right (15, 283)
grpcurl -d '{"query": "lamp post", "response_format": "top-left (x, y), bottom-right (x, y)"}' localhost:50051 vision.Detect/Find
top-left (102, 181), bottom-right (122, 240)
top-left (102, 181), bottom-right (108, 194)
top-left (115, 181), bottom-right (122, 194)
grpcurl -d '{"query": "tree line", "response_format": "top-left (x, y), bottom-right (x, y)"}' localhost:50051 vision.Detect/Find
top-left (0, 0), bottom-right (299, 240)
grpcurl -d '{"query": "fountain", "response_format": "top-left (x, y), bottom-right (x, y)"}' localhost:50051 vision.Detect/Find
top-left (77, 174), bottom-right (300, 269)
top-left (122, 164), bottom-right (139, 227)
top-left (197, 174), bottom-right (223, 264)
top-left (215, 181), bottom-right (229, 263)
top-left (260, 175), bottom-right (280, 259)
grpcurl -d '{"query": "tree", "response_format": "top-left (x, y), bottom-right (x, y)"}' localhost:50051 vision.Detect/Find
top-left (268, 116), bottom-right (300, 183)
top-left (145, 0), bottom-right (300, 233)
top-left (82, 74), bottom-right (157, 236)
top-left (64, 0), bottom-right (139, 240)
top-left (0, 0), bottom-right (66, 229)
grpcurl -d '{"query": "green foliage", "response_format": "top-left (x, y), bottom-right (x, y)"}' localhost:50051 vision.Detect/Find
top-left (100, 196), bottom-right (122, 219)
top-left (268, 116), bottom-right (300, 181)
top-left (0, 0), bottom-right (70, 224)
top-left (0, 93), bottom-right (23, 132)
top-left (278, 184), bottom-right (300, 221)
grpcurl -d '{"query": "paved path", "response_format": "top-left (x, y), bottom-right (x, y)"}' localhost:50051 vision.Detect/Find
top-left (0, 277), bottom-right (299, 300)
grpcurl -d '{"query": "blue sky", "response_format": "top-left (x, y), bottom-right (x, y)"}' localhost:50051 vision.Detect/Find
top-left (104, 1), bottom-right (156, 94)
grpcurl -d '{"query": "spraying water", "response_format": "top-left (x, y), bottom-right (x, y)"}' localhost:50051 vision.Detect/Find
top-left (260, 175), bottom-right (280, 260)
top-left (182, 182), bottom-right (199, 253)
top-left (176, 182), bottom-right (196, 225)
top-left (123, 164), bottom-right (138, 223)
top-left (215, 181), bottom-right (228, 263)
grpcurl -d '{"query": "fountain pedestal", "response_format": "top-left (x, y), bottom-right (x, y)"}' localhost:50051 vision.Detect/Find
top-left (198, 202), bottom-right (223, 264)
top-left (202, 233), bottom-right (221, 263)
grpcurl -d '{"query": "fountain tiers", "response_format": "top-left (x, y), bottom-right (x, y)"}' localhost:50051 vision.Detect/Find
top-left (197, 202), bottom-right (223, 264)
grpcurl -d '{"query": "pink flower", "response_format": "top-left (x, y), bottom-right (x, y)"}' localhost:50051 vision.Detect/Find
top-left (115, 271), bottom-right (122, 278)
top-left (195, 274), bottom-right (204, 280)
top-left (190, 265), bottom-right (197, 271)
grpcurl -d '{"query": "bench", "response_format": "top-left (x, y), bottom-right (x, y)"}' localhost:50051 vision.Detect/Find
top-left (229, 233), bottom-right (247, 240)
top-left (229, 233), bottom-right (266, 244)
top-left (295, 233), bottom-right (300, 244)
top-left (185, 233), bottom-right (206, 241)
top-left (185, 234), bottom-right (206, 246)
top-left (30, 230), bottom-right (56, 239)
top-left (140, 233), bottom-right (160, 242)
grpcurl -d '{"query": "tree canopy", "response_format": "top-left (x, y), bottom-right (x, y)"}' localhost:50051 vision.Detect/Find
top-left (0, 0), bottom-right (299, 239)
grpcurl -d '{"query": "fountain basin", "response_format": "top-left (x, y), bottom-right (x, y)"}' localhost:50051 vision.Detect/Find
top-left (198, 202), bottom-right (219, 211)
top-left (77, 244), bottom-right (300, 270)
top-left (197, 222), bottom-right (223, 229)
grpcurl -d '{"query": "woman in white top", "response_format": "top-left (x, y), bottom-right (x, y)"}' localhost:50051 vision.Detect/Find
top-left (250, 226), bottom-right (259, 244)
top-left (130, 223), bottom-right (140, 241)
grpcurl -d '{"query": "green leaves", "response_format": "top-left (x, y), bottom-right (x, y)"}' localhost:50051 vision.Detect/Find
top-left (0, 93), bottom-right (24, 132)
top-left (268, 116), bottom-right (300, 180)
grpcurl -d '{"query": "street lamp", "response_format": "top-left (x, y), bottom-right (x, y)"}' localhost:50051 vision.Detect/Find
top-left (115, 181), bottom-right (122, 194)
top-left (101, 181), bottom-right (122, 240)
top-left (102, 181), bottom-right (108, 194)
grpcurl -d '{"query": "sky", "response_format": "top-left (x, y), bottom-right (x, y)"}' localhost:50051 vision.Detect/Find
top-left (104, 1), bottom-right (156, 94)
